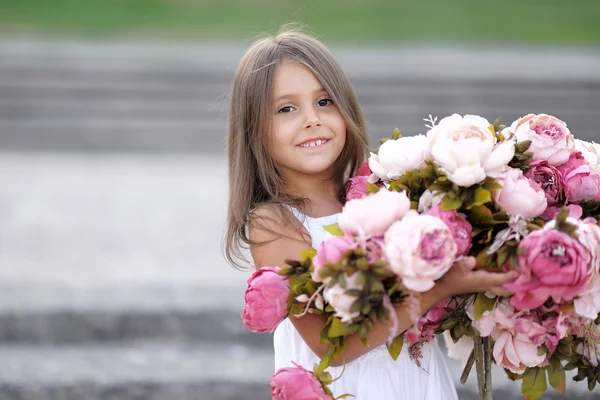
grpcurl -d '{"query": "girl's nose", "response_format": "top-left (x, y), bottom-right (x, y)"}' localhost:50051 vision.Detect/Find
top-left (304, 109), bottom-right (322, 129)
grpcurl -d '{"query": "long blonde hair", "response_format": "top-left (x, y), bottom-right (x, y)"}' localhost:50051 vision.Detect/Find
top-left (224, 29), bottom-right (369, 269)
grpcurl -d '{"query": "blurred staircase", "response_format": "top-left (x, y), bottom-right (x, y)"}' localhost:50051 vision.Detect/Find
top-left (0, 39), bottom-right (599, 400)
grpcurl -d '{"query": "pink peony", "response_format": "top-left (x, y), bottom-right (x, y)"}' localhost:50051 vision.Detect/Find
top-left (493, 330), bottom-right (546, 374)
top-left (577, 220), bottom-right (600, 274)
top-left (511, 113), bottom-right (575, 166)
top-left (541, 204), bottom-right (583, 220)
top-left (312, 235), bottom-right (355, 283)
top-left (557, 151), bottom-right (600, 203)
top-left (406, 299), bottom-right (450, 344)
top-left (424, 205), bottom-right (472, 257)
top-left (514, 309), bottom-right (568, 353)
top-left (493, 168), bottom-right (547, 219)
top-left (576, 341), bottom-right (600, 368)
top-left (241, 267), bottom-right (289, 333)
top-left (505, 228), bottom-right (592, 310)
top-left (271, 362), bottom-right (332, 400)
top-left (574, 274), bottom-right (600, 320)
top-left (384, 214), bottom-right (457, 292)
top-left (338, 189), bottom-right (411, 238)
top-left (345, 175), bottom-right (369, 201)
top-left (525, 160), bottom-right (564, 206)
top-left (474, 301), bottom-right (546, 374)
top-left (356, 161), bottom-right (372, 177)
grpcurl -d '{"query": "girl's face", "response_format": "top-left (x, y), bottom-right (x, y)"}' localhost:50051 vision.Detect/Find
top-left (268, 59), bottom-right (347, 180)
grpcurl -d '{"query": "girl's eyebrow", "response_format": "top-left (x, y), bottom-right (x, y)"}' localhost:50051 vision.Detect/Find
top-left (273, 87), bottom-right (328, 103)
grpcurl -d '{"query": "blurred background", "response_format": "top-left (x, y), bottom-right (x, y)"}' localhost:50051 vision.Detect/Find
top-left (0, 1), bottom-right (599, 399)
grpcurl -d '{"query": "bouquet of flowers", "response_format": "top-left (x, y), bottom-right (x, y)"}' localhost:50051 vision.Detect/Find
top-left (241, 113), bottom-right (600, 400)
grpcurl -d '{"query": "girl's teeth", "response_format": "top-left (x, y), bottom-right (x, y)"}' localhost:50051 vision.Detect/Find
top-left (302, 139), bottom-right (327, 147)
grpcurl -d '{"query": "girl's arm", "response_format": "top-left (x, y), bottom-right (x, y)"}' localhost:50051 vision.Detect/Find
top-left (249, 207), bottom-right (516, 367)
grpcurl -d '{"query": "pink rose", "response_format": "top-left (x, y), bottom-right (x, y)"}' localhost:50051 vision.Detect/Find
top-left (241, 267), bottom-right (289, 333)
top-left (493, 168), bottom-right (547, 219)
top-left (271, 362), bottom-right (332, 400)
top-left (339, 189), bottom-right (411, 238)
top-left (323, 272), bottom-right (364, 323)
top-left (424, 205), bottom-right (472, 257)
top-left (557, 151), bottom-right (600, 203)
top-left (511, 113), bottom-right (575, 166)
top-left (345, 175), bottom-right (369, 201)
top-left (312, 235), bottom-right (355, 283)
top-left (505, 228), bottom-right (592, 310)
top-left (525, 160), bottom-right (564, 206)
top-left (384, 214), bottom-right (457, 292)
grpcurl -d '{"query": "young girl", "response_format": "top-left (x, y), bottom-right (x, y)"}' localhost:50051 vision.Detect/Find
top-left (224, 30), bottom-right (516, 400)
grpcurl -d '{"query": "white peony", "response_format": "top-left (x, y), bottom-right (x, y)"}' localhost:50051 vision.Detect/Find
top-left (427, 114), bottom-right (515, 187)
top-left (323, 272), bottom-right (363, 323)
top-left (368, 135), bottom-right (428, 181)
top-left (575, 139), bottom-right (600, 173)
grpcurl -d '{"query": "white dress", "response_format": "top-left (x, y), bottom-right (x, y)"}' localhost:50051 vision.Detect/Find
top-left (273, 209), bottom-right (458, 400)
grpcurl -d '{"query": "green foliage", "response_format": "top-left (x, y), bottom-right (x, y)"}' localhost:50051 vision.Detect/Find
top-left (522, 368), bottom-right (548, 400)
top-left (546, 357), bottom-right (566, 394)
top-left (508, 139), bottom-right (534, 171)
top-left (366, 182), bottom-right (381, 194)
top-left (323, 223), bottom-right (345, 236)
top-left (580, 200), bottom-right (600, 220)
top-left (386, 334), bottom-right (404, 361)
top-left (554, 207), bottom-right (580, 238)
top-left (473, 293), bottom-right (495, 320)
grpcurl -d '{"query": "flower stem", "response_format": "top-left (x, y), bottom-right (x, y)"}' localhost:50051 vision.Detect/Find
top-left (474, 336), bottom-right (485, 400)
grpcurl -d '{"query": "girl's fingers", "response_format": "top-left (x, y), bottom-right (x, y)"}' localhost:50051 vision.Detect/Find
top-left (486, 270), bottom-right (518, 286)
top-left (488, 286), bottom-right (513, 297)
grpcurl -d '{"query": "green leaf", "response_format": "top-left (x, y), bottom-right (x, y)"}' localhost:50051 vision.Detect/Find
top-left (441, 194), bottom-right (462, 211)
top-left (522, 368), bottom-right (548, 400)
top-left (547, 357), bottom-right (566, 394)
top-left (328, 317), bottom-right (355, 337)
top-left (392, 128), bottom-right (403, 140)
top-left (470, 187), bottom-right (492, 208)
top-left (323, 223), bottom-right (344, 236)
top-left (386, 335), bottom-right (404, 361)
top-left (474, 292), bottom-right (495, 320)
top-left (300, 248), bottom-right (317, 260)
top-left (335, 394), bottom-right (356, 399)
top-left (515, 140), bottom-right (532, 153)
top-left (366, 182), bottom-right (380, 194)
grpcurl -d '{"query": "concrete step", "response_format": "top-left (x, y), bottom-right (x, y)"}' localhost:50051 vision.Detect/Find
top-left (0, 39), bottom-right (599, 153)
top-left (0, 285), bottom-right (268, 347)
top-left (0, 340), bottom-right (596, 400)
top-left (0, 341), bottom-right (273, 400)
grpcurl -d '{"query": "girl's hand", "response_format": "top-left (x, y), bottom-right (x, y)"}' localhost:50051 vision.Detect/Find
top-left (437, 257), bottom-right (518, 298)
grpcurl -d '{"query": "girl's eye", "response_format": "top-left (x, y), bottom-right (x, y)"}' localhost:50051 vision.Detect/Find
top-left (278, 106), bottom-right (294, 113)
top-left (317, 98), bottom-right (333, 107)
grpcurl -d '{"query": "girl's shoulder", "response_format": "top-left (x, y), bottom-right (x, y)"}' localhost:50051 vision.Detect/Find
top-left (248, 202), bottom-right (308, 243)
top-left (248, 203), bottom-right (312, 270)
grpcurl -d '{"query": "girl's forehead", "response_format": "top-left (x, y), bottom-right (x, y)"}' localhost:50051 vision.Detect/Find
top-left (272, 60), bottom-right (324, 98)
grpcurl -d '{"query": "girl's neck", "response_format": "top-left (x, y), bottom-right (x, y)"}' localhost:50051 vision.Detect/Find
top-left (282, 173), bottom-right (343, 218)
